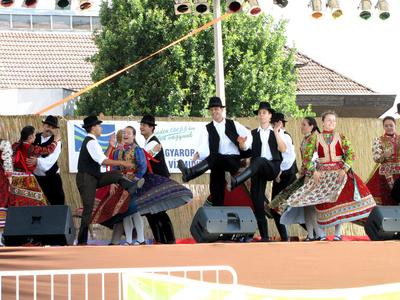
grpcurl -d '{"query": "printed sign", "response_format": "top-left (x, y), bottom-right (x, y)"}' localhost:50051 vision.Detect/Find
top-left (67, 120), bottom-right (207, 173)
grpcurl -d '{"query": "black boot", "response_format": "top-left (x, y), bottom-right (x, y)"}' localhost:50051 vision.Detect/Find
top-left (257, 220), bottom-right (270, 242)
top-left (230, 167), bottom-right (253, 191)
top-left (119, 177), bottom-right (145, 196)
top-left (177, 159), bottom-right (209, 183)
top-left (146, 214), bottom-right (164, 243)
top-left (159, 212), bottom-right (176, 244)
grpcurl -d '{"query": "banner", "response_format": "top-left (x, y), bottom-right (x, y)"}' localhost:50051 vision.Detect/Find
top-left (67, 120), bottom-right (207, 173)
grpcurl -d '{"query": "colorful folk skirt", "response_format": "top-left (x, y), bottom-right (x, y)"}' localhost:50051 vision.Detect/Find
top-left (0, 167), bottom-right (12, 228)
top-left (366, 164), bottom-right (399, 206)
top-left (93, 173), bottom-right (192, 227)
top-left (10, 172), bottom-right (48, 207)
top-left (286, 170), bottom-right (347, 208)
top-left (315, 172), bottom-right (376, 228)
top-left (270, 176), bottom-right (305, 215)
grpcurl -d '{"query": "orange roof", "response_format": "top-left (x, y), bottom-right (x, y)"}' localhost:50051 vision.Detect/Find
top-left (295, 51), bottom-right (375, 94)
top-left (0, 31), bottom-right (96, 90)
top-left (0, 31), bottom-right (376, 95)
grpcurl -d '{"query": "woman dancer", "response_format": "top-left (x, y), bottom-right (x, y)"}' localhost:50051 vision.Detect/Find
top-left (366, 116), bottom-right (400, 205)
top-left (282, 111), bottom-right (375, 241)
top-left (11, 125), bottom-right (60, 207)
top-left (270, 117), bottom-right (324, 241)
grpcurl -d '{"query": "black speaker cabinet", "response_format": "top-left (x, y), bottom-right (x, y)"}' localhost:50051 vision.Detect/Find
top-left (190, 206), bottom-right (257, 243)
top-left (3, 205), bottom-right (75, 246)
top-left (364, 206), bottom-right (400, 241)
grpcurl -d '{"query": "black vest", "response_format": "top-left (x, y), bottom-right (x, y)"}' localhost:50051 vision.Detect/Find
top-left (148, 136), bottom-right (170, 178)
top-left (77, 136), bottom-right (101, 178)
top-left (251, 128), bottom-right (283, 162)
top-left (282, 131), bottom-right (298, 175)
top-left (33, 133), bottom-right (59, 176)
top-left (206, 119), bottom-right (240, 155)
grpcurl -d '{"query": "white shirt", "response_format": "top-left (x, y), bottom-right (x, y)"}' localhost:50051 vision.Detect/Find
top-left (197, 119), bottom-right (252, 160)
top-left (33, 135), bottom-right (62, 176)
top-left (280, 129), bottom-right (296, 172)
top-left (256, 125), bottom-right (286, 160)
top-left (144, 133), bottom-right (159, 157)
top-left (86, 133), bottom-right (107, 166)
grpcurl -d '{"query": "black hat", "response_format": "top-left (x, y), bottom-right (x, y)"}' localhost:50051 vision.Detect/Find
top-left (82, 115), bottom-right (102, 129)
top-left (207, 96), bottom-right (225, 109)
top-left (253, 102), bottom-right (275, 115)
top-left (42, 115), bottom-right (59, 128)
top-left (140, 114), bottom-right (157, 126)
top-left (396, 103), bottom-right (400, 114)
top-left (271, 112), bottom-right (288, 123)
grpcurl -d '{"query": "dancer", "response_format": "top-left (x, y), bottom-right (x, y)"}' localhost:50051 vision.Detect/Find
top-left (283, 111), bottom-right (376, 241)
top-left (229, 102), bottom-right (286, 241)
top-left (367, 116), bottom-right (400, 205)
top-left (11, 125), bottom-right (60, 207)
top-left (178, 96), bottom-right (252, 207)
top-left (270, 117), bottom-right (324, 241)
top-left (76, 115), bottom-right (144, 245)
top-left (30, 115), bottom-right (65, 205)
top-left (270, 112), bottom-right (298, 241)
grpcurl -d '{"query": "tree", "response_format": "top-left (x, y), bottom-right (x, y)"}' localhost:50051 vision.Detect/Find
top-left (77, 0), bottom-right (312, 117)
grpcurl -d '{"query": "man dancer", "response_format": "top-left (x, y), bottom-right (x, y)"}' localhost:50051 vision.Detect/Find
top-left (177, 96), bottom-right (252, 207)
top-left (140, 114), bottom-right (176, 244)
top-left (27, 115), bottom-right (65, 205)
top-left (270, 112), bottom-right (298, 241)
top-left (76, 115), bottom-right (144, 245)
top-left (230, 102), bottom-right (286, 242)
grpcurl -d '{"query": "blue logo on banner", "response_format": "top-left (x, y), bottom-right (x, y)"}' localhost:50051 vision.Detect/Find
top-left (74, 124), bottom-right (115, 152)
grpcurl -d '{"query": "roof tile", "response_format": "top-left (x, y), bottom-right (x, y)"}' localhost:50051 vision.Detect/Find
top-left (0, 31), bottom-right (375, 95)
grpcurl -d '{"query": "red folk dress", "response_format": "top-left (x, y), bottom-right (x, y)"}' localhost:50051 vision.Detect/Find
top-left (0, 139), bottom-right (13, 228)
top-left (286, 131), bottom-right (376, 228)
top-left (366, 133), bottom-right (400, 205)
top-left (11, 141), bottom-right (57, 207)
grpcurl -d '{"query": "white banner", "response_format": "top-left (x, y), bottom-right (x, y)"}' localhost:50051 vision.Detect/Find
top-left (67, 120), bottom-right (207, 173)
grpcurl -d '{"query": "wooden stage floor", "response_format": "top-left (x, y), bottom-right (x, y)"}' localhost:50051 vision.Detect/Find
top-left (0, 241), bottom-right (399, 298)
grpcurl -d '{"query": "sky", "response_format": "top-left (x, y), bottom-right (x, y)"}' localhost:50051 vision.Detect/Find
top-left (3, 0), bottom-right (399, 116)
top-left (259, 0), bottom-right (400, 117)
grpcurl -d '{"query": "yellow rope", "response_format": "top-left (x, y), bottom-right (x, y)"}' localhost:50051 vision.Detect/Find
top-left (35, 12), bottom-right (232, 115)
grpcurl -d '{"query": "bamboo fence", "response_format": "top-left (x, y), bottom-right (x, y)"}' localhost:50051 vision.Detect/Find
top-left (0, 115), bottom-right (387, 240)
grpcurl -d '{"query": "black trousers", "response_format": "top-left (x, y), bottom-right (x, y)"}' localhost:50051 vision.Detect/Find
top-left (207, 154), bottom-right (241, 206)
top-left (249, 157), bottom-right (280, 239)
top-left (76, 171), bottom-right (126, 245)
top-left (391, 178), bottom-right (400, 203)
top-left (146, 212), bottom-right (175, 244)
top-left (35, 173), bottom-right (65, 205)
top-left (271, 171), bottom-right (297, 241)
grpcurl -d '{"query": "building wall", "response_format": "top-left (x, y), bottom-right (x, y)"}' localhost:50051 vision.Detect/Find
top-left (0, 88), bottom-right (74, 116)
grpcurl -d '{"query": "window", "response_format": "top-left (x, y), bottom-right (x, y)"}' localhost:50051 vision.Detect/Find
top-left (72, 16), bottom-right (90, 30)
top-left (0, 14), bottom-right (10, 29)
top-left (32, 15), bottom-right (51, 30)
top-left (52, 15), bottom-right (71, 30)
top-left (12, 15), bottom-right (31, 29)
top-left (91, 16), bottom-right (101, 31)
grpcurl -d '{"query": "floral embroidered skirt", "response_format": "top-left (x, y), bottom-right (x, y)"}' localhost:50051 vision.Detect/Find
top-left (282, 170), bottom-right (375, 227)
top-left (270, 176), bottom-right (305, 215)
top-left (10, 172), bottom-right (48, 207)
top-left (0, 167), bottom-right (11, 228)
top-left (316, 172), bottom-right (376, 227)
top-left (92, 173), bottom-right (192, 227)
top-left (366, 164), bottom-right (399, 206)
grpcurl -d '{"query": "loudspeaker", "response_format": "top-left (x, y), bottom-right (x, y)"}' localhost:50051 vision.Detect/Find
top-left (190, 206), bottom-right (257, 243)
top-left (364, 206), bottom-right (400, 241)
top-left (3, 205), bottom-right (75, 246)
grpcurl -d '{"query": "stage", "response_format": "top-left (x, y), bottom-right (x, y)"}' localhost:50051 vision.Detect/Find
top-left (1, 240), bottom-right (400, 299)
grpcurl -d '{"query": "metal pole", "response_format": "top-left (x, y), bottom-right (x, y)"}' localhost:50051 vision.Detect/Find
top-left (213, 0), bottom-right (226, 107)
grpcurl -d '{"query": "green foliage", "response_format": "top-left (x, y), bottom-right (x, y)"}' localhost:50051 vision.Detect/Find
top-left (77, 0), bottom-right (312, 117)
